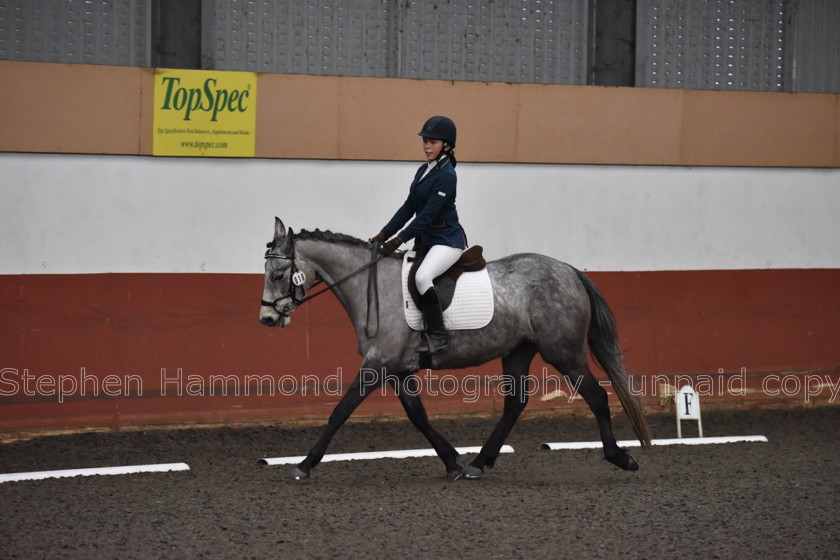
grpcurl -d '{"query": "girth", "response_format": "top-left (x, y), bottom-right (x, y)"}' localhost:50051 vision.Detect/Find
top-left (407, 245), bottom-right (487, 311)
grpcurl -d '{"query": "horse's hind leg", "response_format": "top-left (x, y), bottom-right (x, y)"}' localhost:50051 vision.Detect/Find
top-left (291, 369), bottom-right (379, 480)
top-left (565, 364), bottom-right (639, 471)
top-left (464, 342), bottom-right (537, 479)
top-left (388, 373), bottom-right (463, 480)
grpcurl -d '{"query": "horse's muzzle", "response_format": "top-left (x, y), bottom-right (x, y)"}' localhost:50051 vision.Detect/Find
top-left (259, 309), bottom-right (291, 328)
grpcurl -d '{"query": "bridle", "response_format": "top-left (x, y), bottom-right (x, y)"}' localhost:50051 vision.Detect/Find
top-left (261, 230), bottom-right (383, 337)
top-left (261, 233), bottom-right (309, 311)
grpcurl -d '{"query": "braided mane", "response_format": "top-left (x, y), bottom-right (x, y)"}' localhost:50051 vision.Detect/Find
top-left (297, 229), bottom-right (369, 248)
top-left (266, 228), bottom-right (370, 250)
top-left (266, 227), bottom-right (401, 260)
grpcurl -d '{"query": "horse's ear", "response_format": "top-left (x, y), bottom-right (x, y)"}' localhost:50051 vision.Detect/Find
top-left (279, 227), bottom-right (295, 253)
top-left (274, 217), bottom-right (286, 238)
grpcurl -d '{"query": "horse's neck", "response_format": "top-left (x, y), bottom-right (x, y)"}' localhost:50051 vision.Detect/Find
top-left (298, 238), bottom-right (370, 282)
top-left (297, 239), bottom-right (373, 324)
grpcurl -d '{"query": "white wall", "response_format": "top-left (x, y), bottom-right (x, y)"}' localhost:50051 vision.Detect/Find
top-left (1, 153), bottom-right (838, 274)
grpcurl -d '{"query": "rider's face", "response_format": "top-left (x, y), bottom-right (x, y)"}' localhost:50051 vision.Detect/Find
top-left (423, 137), bottom-right (445, 162)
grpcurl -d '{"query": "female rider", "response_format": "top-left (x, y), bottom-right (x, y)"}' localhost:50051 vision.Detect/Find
top-left (372, 116), bottom-right (466, 354)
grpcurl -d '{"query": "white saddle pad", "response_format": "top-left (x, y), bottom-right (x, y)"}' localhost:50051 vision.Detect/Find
top-left (402, 251), bottom-right (494, 331)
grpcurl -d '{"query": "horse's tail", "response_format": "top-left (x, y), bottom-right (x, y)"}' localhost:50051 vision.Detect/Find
top-left (575, 269), bottom-right (652, 447)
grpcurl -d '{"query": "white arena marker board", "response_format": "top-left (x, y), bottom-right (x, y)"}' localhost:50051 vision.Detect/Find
top-left (540, 435), bottom-right (768, 451)
top-left (0, 462), bottom-right (190, 483)
top-left (676, 384), bottom-right (703, 438)
top-left (259, 445), bottom-right (514, 466)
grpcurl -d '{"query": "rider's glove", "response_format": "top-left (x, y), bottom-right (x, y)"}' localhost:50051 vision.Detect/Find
top-left (380, 237), bottom-right (402, 256)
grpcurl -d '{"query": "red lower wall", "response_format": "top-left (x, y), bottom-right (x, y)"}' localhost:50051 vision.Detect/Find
top-left (1, 269), bottom-right (838, 435)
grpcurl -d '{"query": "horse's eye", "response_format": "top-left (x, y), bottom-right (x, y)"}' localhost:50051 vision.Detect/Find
top-left (273, 272), bottom-right (285, 283)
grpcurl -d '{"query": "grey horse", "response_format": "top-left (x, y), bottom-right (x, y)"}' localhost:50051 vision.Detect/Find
top-left (260, 218), bottom-right (651, 480)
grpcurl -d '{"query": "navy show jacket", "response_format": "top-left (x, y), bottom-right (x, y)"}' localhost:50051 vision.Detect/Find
top-left (381, 156), bottom-right (466, 249)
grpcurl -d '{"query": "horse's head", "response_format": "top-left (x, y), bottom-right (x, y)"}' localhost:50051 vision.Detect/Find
top-left (260, 217), bottom-right (307, 328)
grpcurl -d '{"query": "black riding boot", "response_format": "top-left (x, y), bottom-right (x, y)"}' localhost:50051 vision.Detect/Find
top-left (416, 288), bottom-right (449, 354)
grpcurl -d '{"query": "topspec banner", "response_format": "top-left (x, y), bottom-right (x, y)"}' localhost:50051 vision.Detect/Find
top-left (153, 68), bottom-right (257, 157)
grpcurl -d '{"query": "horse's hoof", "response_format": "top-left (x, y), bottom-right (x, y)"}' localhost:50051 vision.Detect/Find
top-left (463, 465), bottom-right (484, 479)
top-left (606, 450), bottom-right (639, 471)
top-left (446, 468), bottom-right (463, 482)
top-left (290, 467), bottom-right (310, 480)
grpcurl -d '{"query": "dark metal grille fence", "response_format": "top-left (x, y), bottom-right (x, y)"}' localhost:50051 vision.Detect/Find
top-left (0, 0), bottom-right (837, 92)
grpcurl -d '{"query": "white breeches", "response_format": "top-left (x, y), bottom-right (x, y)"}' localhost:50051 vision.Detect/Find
top-left (415, 245), bottom-right (464, 295)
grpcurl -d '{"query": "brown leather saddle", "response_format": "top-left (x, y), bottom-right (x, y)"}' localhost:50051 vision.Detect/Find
top-left (407, 245), bottom-right (487, 311)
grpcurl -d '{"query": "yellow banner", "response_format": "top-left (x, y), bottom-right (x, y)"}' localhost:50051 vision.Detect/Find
top-left (153, 69), bottom-right (257, 157)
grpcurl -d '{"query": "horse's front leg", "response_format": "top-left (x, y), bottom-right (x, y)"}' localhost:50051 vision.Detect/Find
top-left (388, 372), bottom-right (463, 481)
top-left (291, 368), bottom-right (380, 480)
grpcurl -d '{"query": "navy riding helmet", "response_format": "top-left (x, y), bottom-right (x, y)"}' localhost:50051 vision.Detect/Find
top-left (418, 116), bottom-right (456, 148)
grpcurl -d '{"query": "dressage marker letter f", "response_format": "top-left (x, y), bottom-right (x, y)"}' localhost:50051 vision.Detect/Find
top-left (683, 392), bottom-right (694, 416)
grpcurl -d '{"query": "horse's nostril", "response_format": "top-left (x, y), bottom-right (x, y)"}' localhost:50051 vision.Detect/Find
top-left (260, 316), bottom-right (277, 327)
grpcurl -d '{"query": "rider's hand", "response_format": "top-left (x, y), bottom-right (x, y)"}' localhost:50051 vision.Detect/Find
top-left (380, 237), bottom-right (401, 256)
top-left (370, 231), bottom-right (387, 244)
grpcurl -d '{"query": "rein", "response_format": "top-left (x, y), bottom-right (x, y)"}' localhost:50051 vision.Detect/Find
top-left (262, 233), bottom-right (382, 337)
